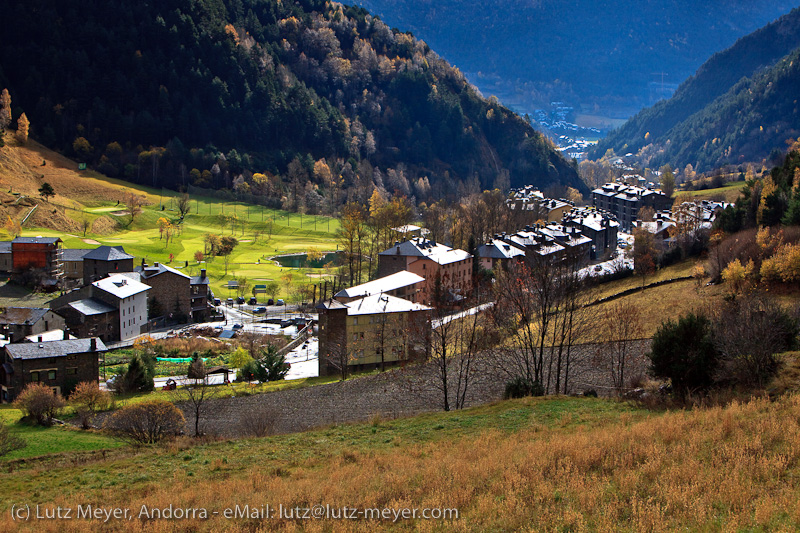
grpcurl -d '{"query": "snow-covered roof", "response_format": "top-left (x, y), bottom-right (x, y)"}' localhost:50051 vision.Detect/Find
top-left (380, 238), bottom-right (471, 265)
top-left (335, 271), bottom-right (425, 299)
top-left (345, 294), bottom-right (430, 316)
top-left (93, 273), bottom-right (150, 299)
top-left (477, 240), bottom-right (526, 260)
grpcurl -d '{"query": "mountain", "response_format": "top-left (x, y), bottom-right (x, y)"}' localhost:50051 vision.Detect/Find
top-left (0, 0), bottom-right (583, 209)
top-left (590, 8), bottom-right (800, 171)
top-left (350, 0), bottom-right (796, 121)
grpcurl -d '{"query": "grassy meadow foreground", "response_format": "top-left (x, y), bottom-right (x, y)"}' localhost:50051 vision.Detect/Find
top-left (3, 394), bottom-right (800, 531)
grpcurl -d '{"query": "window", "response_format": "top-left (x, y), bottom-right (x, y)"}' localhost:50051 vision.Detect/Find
top-left (48, 370), bottom-right (56, 381)
top-left (30, 371), bottom-right (40, 382)
top-left (352, 317), bottom-right (358, 326)
top-left (67, 367), bottom-right (78, 375)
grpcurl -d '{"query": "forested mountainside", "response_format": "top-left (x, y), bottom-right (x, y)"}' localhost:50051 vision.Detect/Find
top-left (0, 0), bottom-right (582, 211)
top-left (591, 8), bottom-right (800, 171)
top-left (352, 0), bottom-right (796, 116)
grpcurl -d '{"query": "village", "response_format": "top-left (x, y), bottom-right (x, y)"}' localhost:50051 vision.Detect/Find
top-left (0, 171), bottom-right (731, 410)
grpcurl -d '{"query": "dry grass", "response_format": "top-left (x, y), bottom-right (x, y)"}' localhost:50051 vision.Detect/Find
top-left (3, 395), bottom-right (800, 530)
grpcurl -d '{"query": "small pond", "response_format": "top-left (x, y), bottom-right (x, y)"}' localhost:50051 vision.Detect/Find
top-left (271, 251), bottom-right (343, 268)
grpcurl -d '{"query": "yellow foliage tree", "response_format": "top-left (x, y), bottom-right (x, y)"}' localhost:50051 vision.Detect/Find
top-left (16, 113), bottom-right (29, 144)
top-left (721, 258), bottom-right (755, 293)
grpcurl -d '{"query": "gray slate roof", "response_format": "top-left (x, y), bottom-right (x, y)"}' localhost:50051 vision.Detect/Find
top-left (6, 338), bottom-right (107, 360)
top-left (67, 299), bottom-right (116, 316)
top-left (136, 262), bottom-right (191, 280)
top-left (61, 249), bottom-right (92, 262)
top-left (0, 241), bottom-right (11, 253)
top-left (0, 307), bottom-right (49, 326)
top-left (12, 237), bottom-right (61, 244)
top-left (83, 246), bottom-right (134, 261)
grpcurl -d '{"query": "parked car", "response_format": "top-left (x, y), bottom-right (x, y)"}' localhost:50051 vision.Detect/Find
top-left (232, 323), bottom-right (244, 330)
top-left (226, 298), bottom-right (234, 306)
top-left (214, 298), bottom-right (221, 306)
top-left (276, 298), bottom-right (285, 306)
top-left (253, 306), bottom-right (267, 314)
top-left (236, 296), bottom-right (245, 304)
top-left (267, 298), bottom-right (274, 305)
top-left (248, 297), bottom-right (257, 305)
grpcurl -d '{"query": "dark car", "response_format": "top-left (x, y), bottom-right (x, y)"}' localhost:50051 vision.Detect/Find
top-left (214, 298), bottom-right (221, 306)
top-left (236, 296), bottom-right (245, 305)
top-left (248, 297), bottom-right (257, 305)
top-left (232, 323), bottom-right (244, 330)
top-left (267, 298), bottom-right (274, 306)
top-left (253, 306), bottom-right (267, 314)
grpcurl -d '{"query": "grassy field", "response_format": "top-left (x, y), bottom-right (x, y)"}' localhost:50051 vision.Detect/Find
top-left (0, 137), bottom-right (342, 302)
top-left (0, 407), bottom-right (121, 461)
top-left (3, 393), bottom-right (800, 530)
top-left (681, 180), bottom-right (746, 203)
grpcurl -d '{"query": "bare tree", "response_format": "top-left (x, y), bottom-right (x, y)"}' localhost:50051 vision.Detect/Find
top-left (323, 328), bottom-right (351, 381)
top-left (411, 271), bottom-right (484, 411)
top-left (173, 363), bottom-right (220, 437)
top-left (593, 301), bottom-right (645, 394)
top-left (123, 191), bottom-right (144, 226)
top-left (177, 193), bottom-right (191, 219)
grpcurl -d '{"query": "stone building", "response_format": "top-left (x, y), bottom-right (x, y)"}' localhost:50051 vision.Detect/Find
top-left (135, 262), bottom-right (191, 321)
top-left (1, 337), bottom-right (106, 402)
top-left (82, 246), bottom-right (134, 285)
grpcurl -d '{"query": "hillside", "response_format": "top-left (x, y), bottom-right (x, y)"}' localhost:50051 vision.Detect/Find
top-left (591, 7), bottom-right (800, 170)
top-left (4, 393), bottom-right (800, 530)
top-left (0, 0), bottom-right (582, 206)
top-left (351, 0), bottom-right (795, 120)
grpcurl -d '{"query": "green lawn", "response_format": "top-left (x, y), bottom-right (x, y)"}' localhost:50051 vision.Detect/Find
top-left (0, 407), bottom-right (122, 461)
top-left (21, 184), bottom-right (343, 302)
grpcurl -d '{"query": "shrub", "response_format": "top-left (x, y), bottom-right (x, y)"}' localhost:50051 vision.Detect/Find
top-left (70, 382), bottom-right (112, 429)
top-left (650, 313), bottom-right (718, 398)
top-left (0, 421), bottom-right (25, 456)
top-left (503, 377), bottom-right (544, 399)
top-left (237, 408), bottom-right (277, 437)
top-left (105, 400), bottom-right (185, 444)
top-left (14, 383), bottom-right (65, 425)
top-left (239, 346), bottom-right (289, 383)
top-left (711, 295), bottom-right (799, 388)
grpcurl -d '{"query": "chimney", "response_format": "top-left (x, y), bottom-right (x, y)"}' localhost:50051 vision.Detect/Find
top-left (201, 268), bottom-right (206, 279)
top-left (38, 335), bottom-right (42, 342)
top-left (90, 337), bottom-right (97, 351)
top-left (63, 330), bottom-right (69, 340)
top-left (154, 262), bottom-right (159, 267)
top-left (141, 258), bottom-right (145, 267)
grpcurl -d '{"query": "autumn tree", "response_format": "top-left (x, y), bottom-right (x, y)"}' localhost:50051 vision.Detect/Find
top-left (16, 112), bottom-right (29, 144)
top-left (236, 276), bottom-right (250, 298)
top-left (0, 88), bottom-right (11, 131)
top-left (123, 191), bottom-right (144, 226)
top-left (14, 383), bottom-right (65, 426)
top-left (157, 217), bottom-right (170, 240)
top-left (338, 202), bottom-right (367, 284)
top-left (660, 164), bottom-right (675, 198)
top-left (4, 215), bottom-right (21, 238)
top-left (70, 381), bottom-right (112, 429)
top-left (105, 400), bottom-right (185, 444)
top-left (218, 236), bottom-right (238, 274)
top-left (630, 228), bottom-right (657, 289)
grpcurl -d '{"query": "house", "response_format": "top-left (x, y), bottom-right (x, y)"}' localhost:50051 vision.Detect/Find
top-left (61, 249), bottom-right (92, 284)
top-left (634, 211), bottom-right (676, 243)
top-left (378, 238), bottom-right (472, 305)
top-left (0, 307), bottom-right (66, 343)
top-left (0, 241), bottom-right (12, 272)
top-left (334, 271), bottom-right (425, 304)
top-left (92, 274), bottom-right (149, 341)
top-left (507, 186), bottom-right (574, 222)
top-left (591, 182), bottom-right (671, 232)
top-left (317, 294), bottom-right (431, 375)
top-left (82, 246), bottom-right (134, 285)
top-left (476, 239), bottom-right (526, 271)
top-left (190, 268), bottom-right (213, 322)
top-left (24, 330), bottom-right (75, 343)
top-left (562, 207), bottom-right (620, 260)
top-left (11, 237), bottom-right (63, 286)
top-left (1, 337), bottom-right (106, 402)
top-left (58, 298), bottom-right (119, 343)
top-left (135, 262), bottom-right (191, 321)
